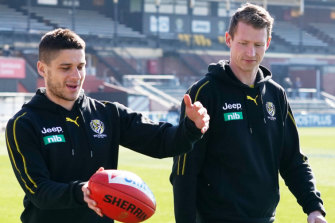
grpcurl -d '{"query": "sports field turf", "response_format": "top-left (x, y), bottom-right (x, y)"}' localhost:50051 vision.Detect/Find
top-left (1, 127), bottom-right (334, 223)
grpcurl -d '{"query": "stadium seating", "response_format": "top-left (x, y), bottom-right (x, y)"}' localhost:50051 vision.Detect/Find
top-left (178, 34), bottom-right (191, 46)
top-left (179, 53), bottom-right (208, 75)
top-left (22, 6), bottom-right (144, 38)
top-left (309, 22), bottom-right (335, 43)
top-left (193, 35), bottom-right (211, 47)
top-left (217, 35), bottom-right (225, 44)
top-left (273, 21), bottom-right (328, 48)
top-left (289, 98), bottom-right (335, 113)
top-left (177, 34), bottom-right (212, 47)
top-left (0, 1), bottom-right (334, 115)
top-left (0, 4), bottom-right (52, 32)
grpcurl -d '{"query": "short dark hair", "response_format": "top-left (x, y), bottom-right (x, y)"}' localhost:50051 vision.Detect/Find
top-left (38, 28), bottom-right (85, 64)
top-left (228, 3), bottom-right (274, 39)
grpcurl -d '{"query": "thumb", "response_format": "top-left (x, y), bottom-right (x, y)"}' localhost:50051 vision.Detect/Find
top-left (183, 94), bottom-right (193, 109)
top-left (96, 167), bottom-right (104, 172)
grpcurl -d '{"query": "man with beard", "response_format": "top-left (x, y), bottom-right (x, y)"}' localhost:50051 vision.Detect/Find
top-left (5, 28), bottom-right (209, 223)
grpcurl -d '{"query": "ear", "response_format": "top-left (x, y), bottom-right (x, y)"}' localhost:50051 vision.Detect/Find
top-left (266, 37), bottom-right (271, 50)
top-left (37, 61), bottom-right (46, 78)
top-left (225, 32), bottom-right (232, 48)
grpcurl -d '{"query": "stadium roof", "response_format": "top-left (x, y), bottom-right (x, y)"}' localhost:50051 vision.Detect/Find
top-left (208, 0), bottom-right (301, 7)
top-left (193, 0), bottom-right (335, 8)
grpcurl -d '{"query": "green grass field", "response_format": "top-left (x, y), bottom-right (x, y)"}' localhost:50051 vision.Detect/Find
top-left (1, 127), bottom-right (334, 223)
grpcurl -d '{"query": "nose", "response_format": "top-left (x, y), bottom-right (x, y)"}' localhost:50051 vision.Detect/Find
top-left (70, 68), bottom-right (82, 80)
top-left (246, 45), bottom-right (256, 57)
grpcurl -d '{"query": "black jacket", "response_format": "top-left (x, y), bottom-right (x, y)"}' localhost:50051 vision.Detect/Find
top-left (5, 88), bottom-right (202, 223)
top-left (170, 61), bottom-right (325, 223)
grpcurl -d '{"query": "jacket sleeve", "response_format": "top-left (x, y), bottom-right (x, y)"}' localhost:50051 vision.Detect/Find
top-left (5, 113), bottom-right (85, 210)
top-left (170, 81), bottom-right (210, 223)
top-left (279, 103), bottom-right (326, 216)
top-left (117, 103), bottom-right (203, 158)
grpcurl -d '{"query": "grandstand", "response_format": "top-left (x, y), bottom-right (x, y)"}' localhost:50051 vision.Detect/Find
top-left (274, 21), bottom-right (328, 48)
top-left (0, 3), bottom-right (52, 32)
top-left (0, 0), bottom-right (335, 127)
top-left (21, 6), bottom-right (144, 38)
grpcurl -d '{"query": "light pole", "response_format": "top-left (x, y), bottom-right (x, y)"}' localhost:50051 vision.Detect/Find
top-left (27, 0), bottom-right (31, 32)
top-left (113, 0), bottom-right (118, 46)
top-left (155, 0), bottom-right (160, 48)
top-left (226, 0), bottom-right (230, 32)
top-left (189, 0), bottom-right (194, 48)
top-left (263, 0), bottom-right (268, 10)
top-left (296, 0), bottom-right (305, 52)
top-left (71, 0), bottom-right (76, 31)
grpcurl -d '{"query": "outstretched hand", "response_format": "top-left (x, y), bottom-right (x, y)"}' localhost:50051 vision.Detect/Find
top-left (184, 94), bottom-right (209, 134)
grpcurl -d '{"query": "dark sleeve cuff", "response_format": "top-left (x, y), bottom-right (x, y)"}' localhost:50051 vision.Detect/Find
top-left (184, 116), bottom-right (203, 140)
top-left (307, 205), bottom-right (326, 217)
top-left (74, 181), bottom-right (86, 205)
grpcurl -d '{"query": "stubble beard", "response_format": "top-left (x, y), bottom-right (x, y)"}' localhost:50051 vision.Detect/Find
top-left (46, 75), bottom-right (81, 102)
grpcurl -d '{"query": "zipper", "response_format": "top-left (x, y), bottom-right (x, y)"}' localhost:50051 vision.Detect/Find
top-left (79, 109), bottom-right (95, 158)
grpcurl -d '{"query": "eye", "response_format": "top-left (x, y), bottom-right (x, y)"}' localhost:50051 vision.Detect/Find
top-left (77, 65), bottom-right (85, 71)
top-left (61, 67), bottom-right (70, 71)
top-left (239, 42), bottom-right (247, 45)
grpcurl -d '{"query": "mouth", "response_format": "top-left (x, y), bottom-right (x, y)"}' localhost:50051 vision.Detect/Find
top-left (243, 58), bottom-right (256, 62)
top-left (66, 83), bottom-right (79, 91)
top-left (243, 59), bottom-right (257, 65)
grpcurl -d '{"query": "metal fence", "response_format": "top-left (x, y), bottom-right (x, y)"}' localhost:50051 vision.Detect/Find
top-left (0, 92), bottom-right (34, 132)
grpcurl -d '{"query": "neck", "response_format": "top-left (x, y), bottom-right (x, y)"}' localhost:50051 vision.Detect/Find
top-left (229, 64), bottom-right (258, 86)
top-left (45, 91), bottom-right (75, 111)
top-left (235, 72), bottom-right (257, 86)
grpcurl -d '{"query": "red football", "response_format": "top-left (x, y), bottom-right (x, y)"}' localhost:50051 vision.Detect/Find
top-left (88, 169), bottom-right (156, 223)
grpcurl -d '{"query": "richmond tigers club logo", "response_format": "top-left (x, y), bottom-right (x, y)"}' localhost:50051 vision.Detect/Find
top-left (90, 119), bottom-right (107, 138)
top-left (266, 102), bottom-right (276, 121)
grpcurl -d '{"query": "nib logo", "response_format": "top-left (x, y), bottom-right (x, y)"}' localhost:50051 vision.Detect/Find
top-left (224, 112), bottom-right (243, 121)
top-left (43, 135), bottom-right (65, 145)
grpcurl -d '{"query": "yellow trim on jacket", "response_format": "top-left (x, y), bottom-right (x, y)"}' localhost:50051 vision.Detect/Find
top-left (178, 80), bottom-right (210, 175)
top-left (6, 112), bottom-right (37, 194)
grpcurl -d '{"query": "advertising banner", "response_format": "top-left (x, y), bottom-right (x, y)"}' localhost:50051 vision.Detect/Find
top-left (150, 16), bottom-right (170, 33)
top-left (145, 112), bottom-right (335, 127)
top-left (0, 57), bottom-right (26, 79)
top-left (37, 0), bottom-right (57, 5)
top-left (192, 20), bottom-right (211, 33)
top-left (295, 113), bottom-right (335, 127)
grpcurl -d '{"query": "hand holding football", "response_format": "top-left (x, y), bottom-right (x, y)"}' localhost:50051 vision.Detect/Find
top-left (88, 169), bottom-right (156, 223)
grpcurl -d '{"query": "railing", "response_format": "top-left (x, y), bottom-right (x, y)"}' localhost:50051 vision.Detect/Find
top-left (286, 88), bottom-right (317, 99)
top-left (0, 92), bottom-right (34, 132)
top-left (123, 75), bottom-right (181, 110)
top-left (322, 91), bottom-right (335, 109)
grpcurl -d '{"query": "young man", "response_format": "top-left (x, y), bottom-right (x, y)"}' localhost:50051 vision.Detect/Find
top-left (5, 28), bottom-right (209, 223)
top-left (170, 3), bottom-right (327, 223)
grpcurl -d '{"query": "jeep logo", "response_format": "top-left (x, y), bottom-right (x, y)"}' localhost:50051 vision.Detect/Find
top-left (41, 127), bottom-right (63, 134)
top-left (222, 103), bottom-right (242, 110)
